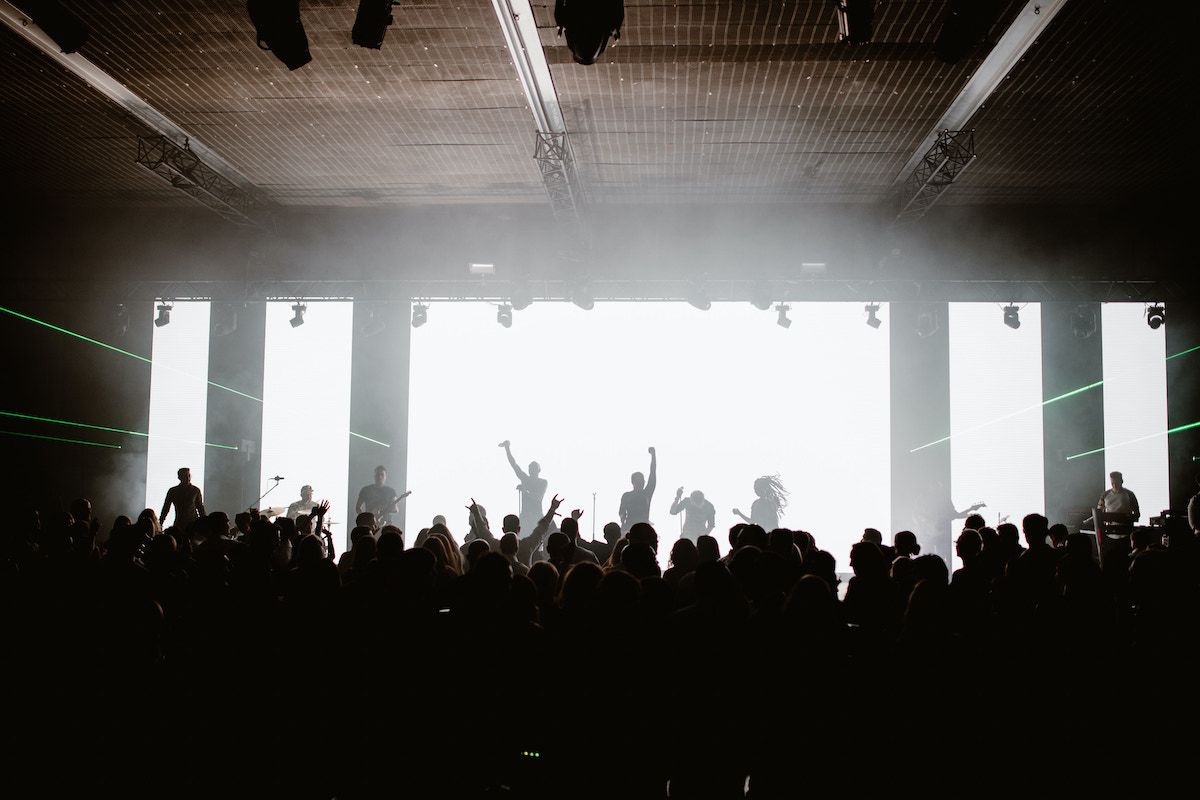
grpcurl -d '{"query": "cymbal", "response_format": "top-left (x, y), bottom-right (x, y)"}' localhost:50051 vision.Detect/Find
top-left (260, 507), bottom-right (287, 517)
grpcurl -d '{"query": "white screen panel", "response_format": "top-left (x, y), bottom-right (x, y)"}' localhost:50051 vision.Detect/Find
top-left (145, 301), bottom-right (211, 523)
top-left (260, 302), bottom-right (354, 532)
top-left (407, 302), bottom-right (890, 569)
top-left (948, 303), bottom-right (1045, 559)
top-left (1101, 303), bottom-right (1169, 519)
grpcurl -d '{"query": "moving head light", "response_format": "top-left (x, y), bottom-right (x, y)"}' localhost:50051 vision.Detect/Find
top-left (555, 0), bottom-right (624, 66)
top-left (247, 0), bottom-right (312, 71)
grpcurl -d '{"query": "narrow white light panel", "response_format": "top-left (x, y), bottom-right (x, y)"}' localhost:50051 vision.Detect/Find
top-left (407, 302), bottom-right (890, 569)
top-left (260, 302), bottom-right (354, 531)
top-left (145, 301), bottom-right (211, 523)
top-left (949, 303), bottom-right (1045, 561)
top-left (1101, 303), bottom-right (1169, 519)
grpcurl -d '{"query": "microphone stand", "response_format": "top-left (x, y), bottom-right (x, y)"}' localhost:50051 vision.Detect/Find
top-left (252, 477), bottom-right (283, 512)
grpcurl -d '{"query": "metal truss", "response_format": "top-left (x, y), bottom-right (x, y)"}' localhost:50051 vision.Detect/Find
top-left (8, 278), bottom-right (1188, 304)
top-left (895, 129), bottom-right (976, 225)
top-left (135, 136), bottom-right (260, 227)
top-left (533, 131), bottom-right (589, 257)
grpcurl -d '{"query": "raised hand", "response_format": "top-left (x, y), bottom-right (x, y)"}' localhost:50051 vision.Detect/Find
top-left (499, 440), bottom-right (511, 449)
top-left (732, 508), bottom-right (742, 516)
top-left (315, 499), bottom-right (330, 517)
top-left (648, 446), bottom-right (656, 456)
top-left (676, 486), bottom-right (685, 498)
top-left (548, 494), bottom-right (564, 515)
top-left (571, 508), bottom-right (584, 520)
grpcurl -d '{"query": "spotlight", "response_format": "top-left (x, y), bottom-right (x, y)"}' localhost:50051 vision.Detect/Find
top-left (212, 305), bottom-right (238, 337)
top-left (916, 309), bottom-right (940, 339)
top-left (555, 0), bottom-right (625, 66)
top-left (1003, 304), bottom-right (1021, 330)
top-left (352, 0), bottom-right (395, 49)
top-left (865, 303), bottom-right (882, 329)
top-left (776, 303), bottom-right (792, 329)
top-left (510, 281), bottom-right (533, 311)
top-left (1146, 304), bottom-right (1166, 330)
top-left (289, 302), bottom-right (307, 328)
top-left (1070, 306), bottom-right (1096, 340)
top-left (154, 302), bottom-right (173, 328)
top-left (469, 262), bottom-right (496, 275)
top-left (497, 304), bottom-right (513, 328)
top-left (686, 283), bottom-right (711, 311)
top-left (412, 303), bottom-right (428, 328)
top-left (834, 0), bottom-right (875, 45)
top-left (750, 282), bottom-right (774, 311)
top-left (357, 306), bottom-right (386, 338)
top-left (247, 0), bottom-right (312, 71)
top-left (571, 283), bottom-right (595, 311)
top-left (22, 0), bottom-right (89, 54)
top-left (113, 304), bottom-right (130, 337)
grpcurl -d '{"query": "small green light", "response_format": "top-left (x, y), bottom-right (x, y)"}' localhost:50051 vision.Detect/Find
top-left (0, 430), bottom-right (121, 449)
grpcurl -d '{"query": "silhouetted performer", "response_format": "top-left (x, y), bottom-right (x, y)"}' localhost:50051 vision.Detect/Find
top-left (499, 440), bottom-right (547, 537)
top-left (733, 475), bottom-right (787, 531)
top-left (1098, 470), bottom-right (1140, 522)
top-left (619, 446), bottom-right (656, 532)
top-left (670, 486), bottom-right (715, 541)
top-left (160, 466), bottom-right (205, 530)
top-left (287, 484), bottom-right (316, 520)
top-left (355, 465), bottom-right (409, 525)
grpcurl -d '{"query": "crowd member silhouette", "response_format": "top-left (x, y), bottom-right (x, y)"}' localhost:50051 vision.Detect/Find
top-left (732, 474), bottom-right (787, 531)
top-left (670, 486), bottom-right (716, 541)
top-left (500, 439), bottom-right (548, 537)
top-left (619, 446), bottom-right (657, 532)
top-left (7, 467), bottom-right (1200, 797)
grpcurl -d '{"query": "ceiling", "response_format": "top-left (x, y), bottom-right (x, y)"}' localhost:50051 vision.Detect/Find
top-left (0, 0), bottom-right (1194, 213)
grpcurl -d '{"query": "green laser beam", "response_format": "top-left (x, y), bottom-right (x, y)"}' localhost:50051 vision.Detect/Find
top-left (910, 380), bottom-right (1106, 453)
top-left (0, 410), bottom-right (238, 450)
top-left (0, 429), bottom-right (122, 449)
top-left (0, 304), bottom-right (262, 402)
top-left (349, 431), bottom-right (391, 448)
top-left (1065, 420), bottom-right (1200, 461)
top-left (1166, 344), bottom-right (1200, 361)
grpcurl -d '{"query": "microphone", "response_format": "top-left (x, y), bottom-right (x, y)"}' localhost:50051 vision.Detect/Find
top-left (271, 475), bottom-right (285, 481)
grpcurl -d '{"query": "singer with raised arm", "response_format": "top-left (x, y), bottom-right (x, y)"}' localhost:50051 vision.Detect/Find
top-left (160, 466), bottom-right (205, 531)
top-left (499, 439), bottom-right (547, 537)
top-left (354, 465), bottom-right (410, 526)
top-left (670, 486), bottom-right (715, 541)
top-left (619, 446), bottom-right (657, 532)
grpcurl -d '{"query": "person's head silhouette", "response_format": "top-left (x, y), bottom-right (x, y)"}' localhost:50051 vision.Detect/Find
top-left (631, 471), bottom-right (645, 491)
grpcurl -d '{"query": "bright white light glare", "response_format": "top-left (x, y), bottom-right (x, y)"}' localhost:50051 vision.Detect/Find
top-left (408, 302), bottom-right (890, 568)
top-left (468, 263), bottom-right (496, 275)
top-left (260, 302), bottom-right (354, 535)
top-left (948, 303), bottom-right (1045, 566)
top-left (145, 301), bottom-right (210, 522)
top-left (1102, 303), bottom-right (1169, 518)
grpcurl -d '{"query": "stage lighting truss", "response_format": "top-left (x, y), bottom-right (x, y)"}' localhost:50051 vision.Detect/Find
top-left (895, 129), bottom-right (976, 225)
top-left (136, 136), bottom-right (259, 226)
top-left (534, 131), bottom-right (588, 253)
top-left (1146, 303), bottom-right (1166, 330)
top-left (865, 302), bottom-right (882, 329)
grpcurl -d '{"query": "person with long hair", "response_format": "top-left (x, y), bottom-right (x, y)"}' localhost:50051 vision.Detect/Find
top-left (733, 474), bottom-right (788, 531)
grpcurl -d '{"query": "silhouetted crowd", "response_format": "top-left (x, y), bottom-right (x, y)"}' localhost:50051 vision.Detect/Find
top-left (4, 495), bottom-right (1199, 798)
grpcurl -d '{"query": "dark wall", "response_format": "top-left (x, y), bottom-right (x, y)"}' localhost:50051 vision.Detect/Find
top-left (204, 302), bottom-right (266, 516)
top-left (1041, 303), bottom-right (1105, 527)
top-left (1166, 302), bottom-right (1200, 513)
top-left (1, 300), bottom-right (152, 520)
top-left (890, 302), bottom-right (952, 561)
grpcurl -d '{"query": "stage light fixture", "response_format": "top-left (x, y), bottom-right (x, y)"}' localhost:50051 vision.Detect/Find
top-left (469, 262), bottom-right (496, 276)
top-left (154, 302), bottom-right (173, 328)
top-left (1003, 304), bottom-right (1021, 330)
top-left (357, 306), bottom-right (386, 338)
top-left (18, 0), bottom-right (89, 54)
top-left (247, 0), bottom-right (312, 71)
top-left (865, 303), bottom-right (882, 329)
top-left (834, 0), bottom-right (874, 45)
top-left (113, 304), bottom-right (129, 337)
top-left (212, 305), bottom-right (239, 337)
top-left (916, 309), bottom-right (940, 339)
top-left (686, 284), bottom-right (711, 311)
top-left (289, 302), bottom-right (307, 328)
top-left (1146, 304), bottom-right (1166, 330)
top-left (571, 283), bottom-right (595, 311)
top-left (750, 283), bottom-right (774, 311)
top-left (775, 303), bottom-right (792, 329)
top-left (412, 303), bottom-right (428, 328)
top-left (497, 304), bottom-right (513, 328)
top-left (555, 0), bottom-right (625, 65)
top-left (510, 281), bottom-right (534, 311)
top-left (1070, 306), bottom-right (1096, 340)
top-left (352, 0), bottom-right (395, 49)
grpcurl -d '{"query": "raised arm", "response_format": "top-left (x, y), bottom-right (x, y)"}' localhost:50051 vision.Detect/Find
top-left (669, 487), bottom-right (685, 516)
top-left (501, 440), bottom-right (528, 482)
top-left (518, 494), bottom-right (563, 565)
top-left (467, 499), bottom-right (498, 547)
top-left (646, 447), bottom-right (657, 497)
